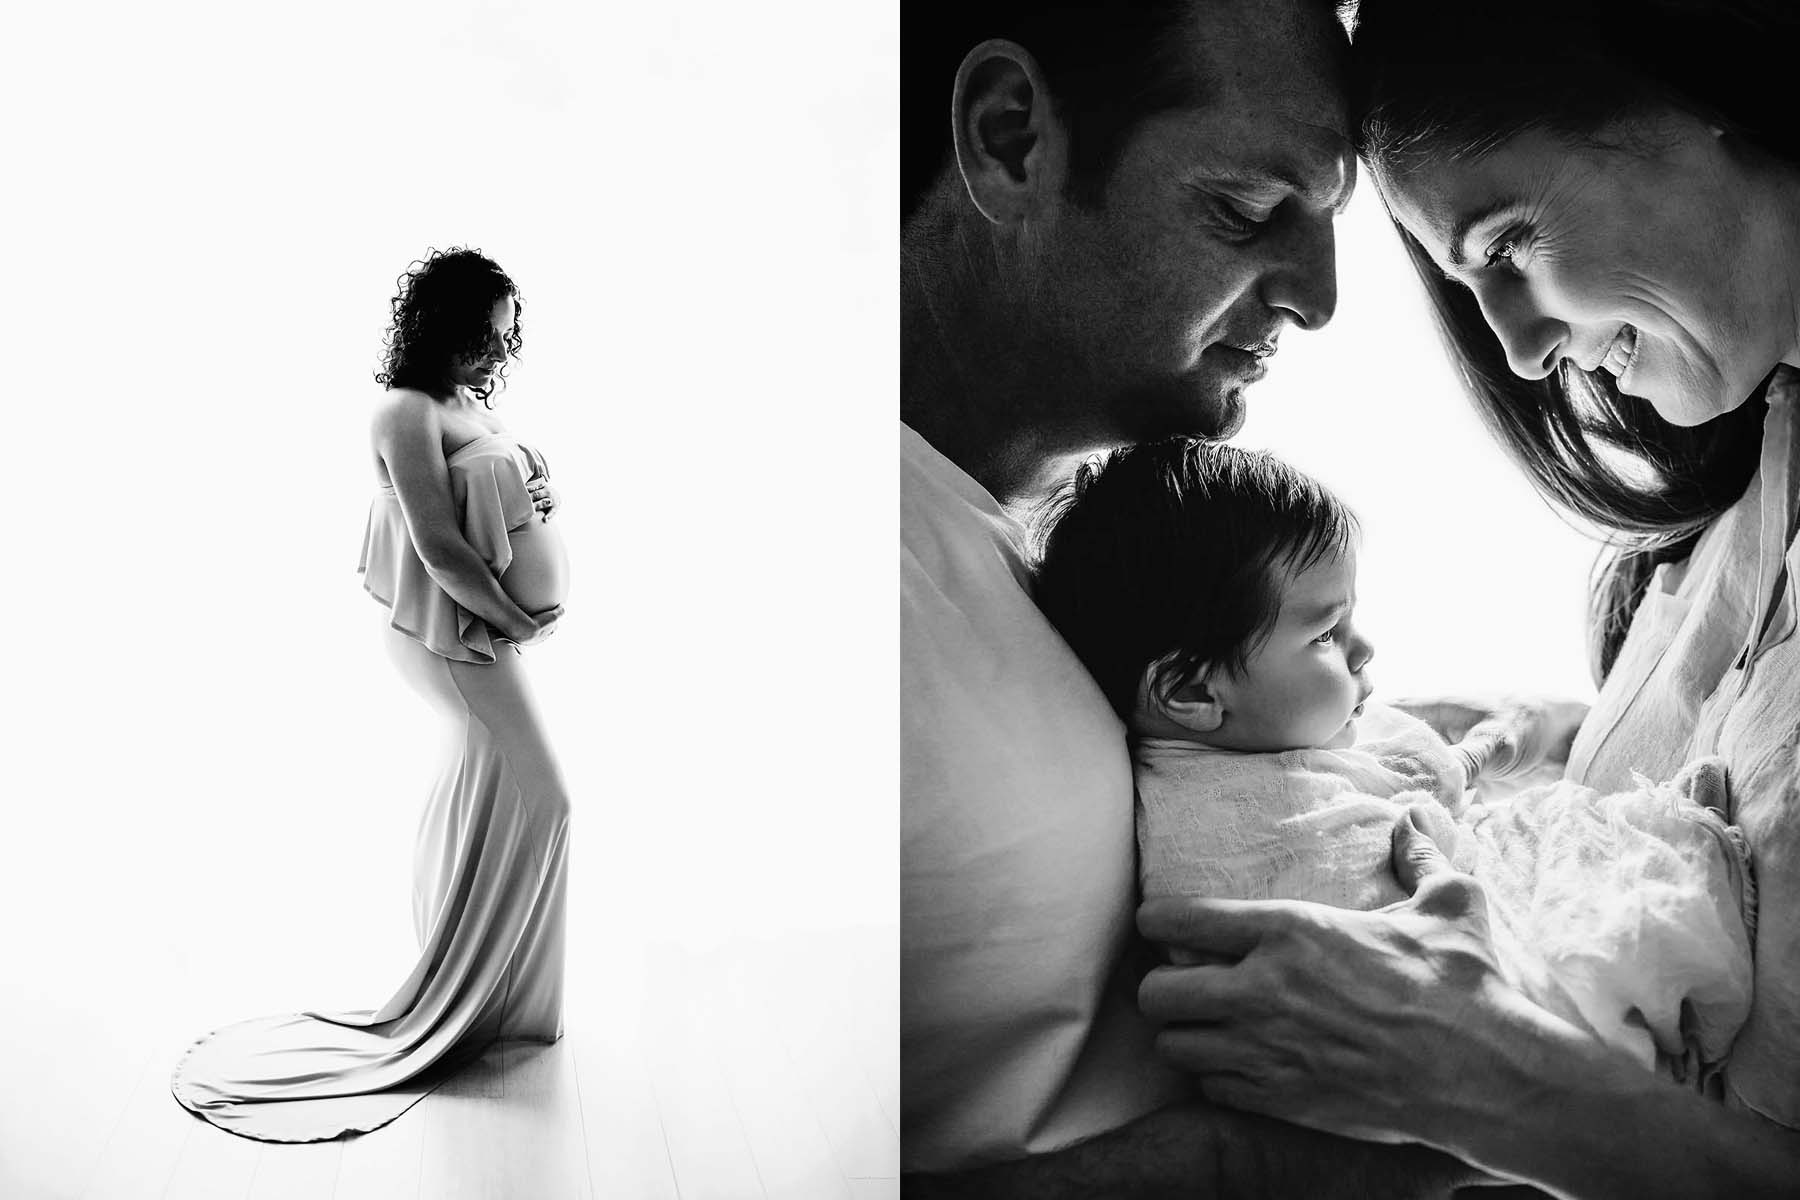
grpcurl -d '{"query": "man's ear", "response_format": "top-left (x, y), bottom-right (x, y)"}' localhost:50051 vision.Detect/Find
top-left (1138, 656), bottom-right (1227, 737)
top-left (951, 39), bottom-right (1070, 226)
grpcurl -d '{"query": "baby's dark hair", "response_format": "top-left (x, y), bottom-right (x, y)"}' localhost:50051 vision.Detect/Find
top-left (1033, 438), bottom-right (1359, 719)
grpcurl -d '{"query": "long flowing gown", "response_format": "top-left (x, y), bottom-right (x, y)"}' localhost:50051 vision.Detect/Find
top-left (170, 434), bottom-right (570, 1142)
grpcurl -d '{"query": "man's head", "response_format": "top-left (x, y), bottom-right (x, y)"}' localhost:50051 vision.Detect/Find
top-left (1034, 438), bottom-right (1373, 752)
top-left (905, 0), bottom-right (1356, 445)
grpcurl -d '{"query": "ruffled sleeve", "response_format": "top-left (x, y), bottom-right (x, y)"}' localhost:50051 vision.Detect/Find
top-left (358, 446), bottom-right (538, 663)
top-left (453, 451), bottom-right (537, 578)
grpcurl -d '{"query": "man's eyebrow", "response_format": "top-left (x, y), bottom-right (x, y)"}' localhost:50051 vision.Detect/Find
top-left (1209, 158), bottom-right (1354, 214)
top-left (1446, 198), bottom-right (1517, 269)
top-left (1210, 164), bottom-right (1304, 190)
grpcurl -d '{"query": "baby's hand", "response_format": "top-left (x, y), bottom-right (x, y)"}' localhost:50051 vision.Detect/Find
top-left (1402, 694), bottom-right (1588, 779)
top-left (1449, 738), bottom-right (1491, 788)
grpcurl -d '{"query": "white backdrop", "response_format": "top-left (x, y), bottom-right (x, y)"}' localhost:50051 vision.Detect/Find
top-left (3, 2), bottom-right (1597, 973)
top-left (4, 0), bottom-right (900, 961)
top-left (1236, 189), bottom-right (1602, 704)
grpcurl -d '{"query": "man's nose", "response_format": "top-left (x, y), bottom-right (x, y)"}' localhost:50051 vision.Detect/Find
top-left (1260, 214), bottom-right (1339, 331)
top-left (1476, 282), bottom-right (1566, 381)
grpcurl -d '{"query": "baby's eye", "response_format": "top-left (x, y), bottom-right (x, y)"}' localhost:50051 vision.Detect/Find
top-left (1314, 629), bottom-right (1337, 645)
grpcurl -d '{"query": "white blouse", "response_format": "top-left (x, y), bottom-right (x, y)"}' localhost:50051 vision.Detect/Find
top-left (1565, 368), bottom-right (1800, 1125)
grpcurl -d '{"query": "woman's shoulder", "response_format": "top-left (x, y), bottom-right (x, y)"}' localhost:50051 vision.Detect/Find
top-left (369, 387), bottom-right (450, 445)
top-left (372, 386), bottom-right (441, 421)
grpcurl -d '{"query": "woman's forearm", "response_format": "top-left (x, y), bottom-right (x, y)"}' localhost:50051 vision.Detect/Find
top-left (419, 539), bottom-right (535, 640)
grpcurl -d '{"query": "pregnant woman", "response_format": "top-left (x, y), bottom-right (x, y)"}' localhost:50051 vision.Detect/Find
top-left (171, 247), bottom-right (572, 1142)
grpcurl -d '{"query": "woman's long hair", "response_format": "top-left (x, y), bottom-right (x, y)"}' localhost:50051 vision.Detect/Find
top-left (376, 247), bottom-right (524, 407)
top-left (1349, 0), bottom-right (1800, 682)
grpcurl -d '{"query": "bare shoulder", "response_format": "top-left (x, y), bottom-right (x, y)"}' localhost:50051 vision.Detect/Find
top-left (370, 387), bottom-right (444, 446)
top-left (371, 387), bottom-right (439, 430)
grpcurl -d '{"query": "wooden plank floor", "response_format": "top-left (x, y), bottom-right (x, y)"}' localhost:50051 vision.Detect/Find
top-left (2, 928), bottom-right (896, 1200)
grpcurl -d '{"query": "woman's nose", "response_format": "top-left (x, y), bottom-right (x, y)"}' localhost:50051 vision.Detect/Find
top-left (1476, 282), bottom-right (1566, 381)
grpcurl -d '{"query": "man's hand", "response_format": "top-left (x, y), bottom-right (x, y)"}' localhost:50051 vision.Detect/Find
top-left (1137, 810), bottom-right (1584, 1158)
top-left (1137, 809), bottom-right (1800, 1197)
top-left (1393, 694), bottom-right (1589, 780)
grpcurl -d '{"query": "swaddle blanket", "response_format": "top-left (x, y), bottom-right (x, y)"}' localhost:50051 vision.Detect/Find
top-left (1137, 704), bottom-right (1757, 1074)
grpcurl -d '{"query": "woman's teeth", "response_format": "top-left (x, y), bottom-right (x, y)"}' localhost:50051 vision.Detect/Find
top-left (1601, 325), bottom-right (1638, 378)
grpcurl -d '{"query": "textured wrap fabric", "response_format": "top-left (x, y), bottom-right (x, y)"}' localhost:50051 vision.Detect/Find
top-left (1137, 705), bottom-right (1472, 912)
top-left (1137, 705), bottom-right (1755, 1074)
top-left (359, 434), bottom-right (544, 664)
top-left (1462, 758), bottom-right (1753, 1073)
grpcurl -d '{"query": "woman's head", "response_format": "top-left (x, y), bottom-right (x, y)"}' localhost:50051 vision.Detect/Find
top-left (1356, 0), bottom-right (1800, 426)
top-left (1349, 0), bottom-right (1800, 677)
top-left (376, 248), bottom-right (524, 404)
top-left (1379, 117), bottom-right (1797, 428)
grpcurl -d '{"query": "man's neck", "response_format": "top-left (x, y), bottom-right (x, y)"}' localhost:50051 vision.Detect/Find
top-left (901, 191), bottom-right (1109, 510)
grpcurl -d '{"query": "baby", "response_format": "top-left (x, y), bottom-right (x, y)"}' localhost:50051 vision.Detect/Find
top-left (1034, 438), bottom-right (1757, 1087)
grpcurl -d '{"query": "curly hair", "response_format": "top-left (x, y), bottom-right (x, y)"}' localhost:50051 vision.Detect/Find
top-left (375, 247), bottom-right (524, 407)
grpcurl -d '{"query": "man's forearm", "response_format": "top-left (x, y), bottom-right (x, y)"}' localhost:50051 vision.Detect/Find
top-left (1449, 1047), bottom-right (1800, 1200)
top-left (902, 1101), bottom-right (1486, 1200)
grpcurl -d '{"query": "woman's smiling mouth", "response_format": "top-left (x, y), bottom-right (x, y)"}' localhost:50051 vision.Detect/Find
top-left (1599, 324), bottom-right (1639, 380)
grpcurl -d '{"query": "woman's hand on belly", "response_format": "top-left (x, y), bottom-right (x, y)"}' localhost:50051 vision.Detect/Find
top-left (527, 475), bottom-right (560, 521)
top-left (502, 605), bottom-right (563, 647)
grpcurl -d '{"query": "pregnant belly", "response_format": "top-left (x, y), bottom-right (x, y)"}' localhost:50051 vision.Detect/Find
top-left (501, 519), bottom-right (569, 613)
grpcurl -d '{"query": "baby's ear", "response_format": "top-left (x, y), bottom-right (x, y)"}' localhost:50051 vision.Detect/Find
top-left (1137, 655), bottom-right (1225, 736)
